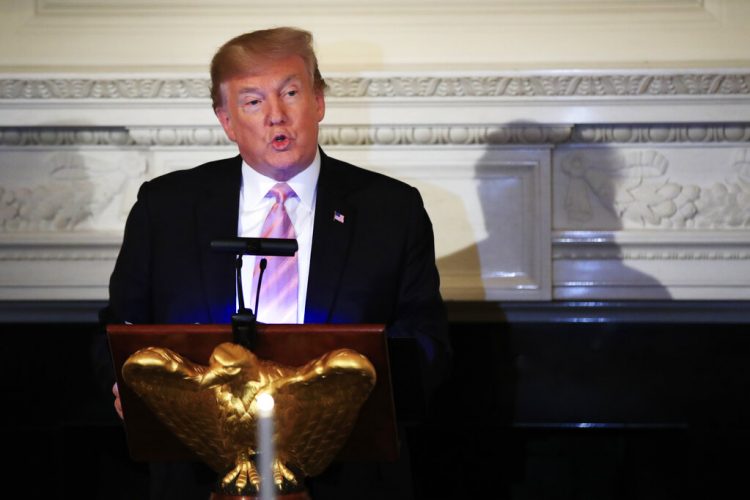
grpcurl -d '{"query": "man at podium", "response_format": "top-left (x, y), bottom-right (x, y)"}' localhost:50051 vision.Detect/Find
top-left (103, 27), bottom-right (449, 499)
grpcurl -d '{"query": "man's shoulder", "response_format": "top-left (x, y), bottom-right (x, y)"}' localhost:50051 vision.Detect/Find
top-left (145, 155), bottom-right (241, 194)
top-left (322, 154), bottom-right (417, 197)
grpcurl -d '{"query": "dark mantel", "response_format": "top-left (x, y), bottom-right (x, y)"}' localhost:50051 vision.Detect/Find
top-left (2, 299), bottom-right (749, 324)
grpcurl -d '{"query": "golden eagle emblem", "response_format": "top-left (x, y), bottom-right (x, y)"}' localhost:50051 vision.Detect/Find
top-left (122, 342), bottom-right (376, 494)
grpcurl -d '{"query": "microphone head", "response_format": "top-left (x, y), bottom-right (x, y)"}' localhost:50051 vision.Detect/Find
top-left (211, 238), bottom-right (298, 256)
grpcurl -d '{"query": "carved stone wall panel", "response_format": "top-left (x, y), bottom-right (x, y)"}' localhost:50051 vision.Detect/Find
top-left (0, 148), bottom-right (147, 233)
top-left (0, 147), bottom-right (148, 300)
top-left (553, 146), bottom-right (750, 231)
top-left (551, 143), bottom-right (750, 299)
top-left (328, 146), bottom-right (552, 300)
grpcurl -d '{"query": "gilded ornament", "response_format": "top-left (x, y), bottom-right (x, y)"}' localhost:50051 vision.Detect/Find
top-left (122, 342), bottom-right (376, 495)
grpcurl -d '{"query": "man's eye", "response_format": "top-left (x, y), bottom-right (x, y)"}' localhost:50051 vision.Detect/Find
top-left (243, 99), bottom-right (261, 107)
top-left (287, 90), bottom-right (297, 97)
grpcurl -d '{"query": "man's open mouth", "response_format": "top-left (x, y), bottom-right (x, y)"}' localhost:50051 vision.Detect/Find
top-left (272, 134), bottom-right (290, 149)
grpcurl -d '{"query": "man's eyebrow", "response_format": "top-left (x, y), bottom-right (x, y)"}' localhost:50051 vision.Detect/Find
top-left (236, 75), bottom-right (302, 96)
top-left (237, 86), bottom-right (262, 96)
top-left (279, 75), bottom-right (302, 88)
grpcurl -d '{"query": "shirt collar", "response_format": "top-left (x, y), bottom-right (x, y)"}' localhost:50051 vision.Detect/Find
top-left (241, 149), bottom-right (320, 211)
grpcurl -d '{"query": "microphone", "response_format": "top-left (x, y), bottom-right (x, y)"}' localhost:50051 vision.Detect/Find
top-left (236, 255), bottom-right (246, 312)
top-left (211, 238), bottom-right (297, 256)
top-left (254, 258), bottom-right (268, 319)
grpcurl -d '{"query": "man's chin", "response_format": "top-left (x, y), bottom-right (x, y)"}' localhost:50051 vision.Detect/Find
top-left (254, 160), bottom-right (309, 181)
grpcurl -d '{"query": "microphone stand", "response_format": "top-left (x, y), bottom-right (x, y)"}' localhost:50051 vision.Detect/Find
top-left (232, 254), bottom-right (257, 349)
top-left (212, 237), bottom-right (297, 350)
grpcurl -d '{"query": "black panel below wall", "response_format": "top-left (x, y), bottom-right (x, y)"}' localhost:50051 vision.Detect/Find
top-left (416, 321), bottom-right (750, 499)
top-left (2, 320), bottom-right (750, 499)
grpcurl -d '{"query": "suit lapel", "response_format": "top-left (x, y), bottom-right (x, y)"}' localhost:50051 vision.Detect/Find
top-left (195, 156), bottom-right (242, 323)
top-left (305, 153), bottom-right (355, 323)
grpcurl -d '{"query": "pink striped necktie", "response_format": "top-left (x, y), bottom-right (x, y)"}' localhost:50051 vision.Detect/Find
top-left (251, 183), bottom-right (299, 324)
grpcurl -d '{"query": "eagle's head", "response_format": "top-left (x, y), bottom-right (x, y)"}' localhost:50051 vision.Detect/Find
top-left (198, 342), bottom-right (260, 388)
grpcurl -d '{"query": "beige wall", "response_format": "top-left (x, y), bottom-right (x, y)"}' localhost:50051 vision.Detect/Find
top-left (1, 0), bottom-right (750, 73)
top-left (1, 0), bottom-right (749, 302)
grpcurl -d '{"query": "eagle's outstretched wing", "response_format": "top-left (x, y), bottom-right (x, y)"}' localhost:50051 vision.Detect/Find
top-left (122, 346), bottom-right (235, 472)
top-left (123, 344), bottom-right (377, 485)
top-left (267, 348), bottom-right (377, 477)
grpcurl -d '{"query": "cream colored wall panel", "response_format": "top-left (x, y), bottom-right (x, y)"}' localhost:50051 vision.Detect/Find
top-left (0, 234), bottom-right (117, 299)
top-left (1, 1), bottom-right (749, 71)
top-left (553, 231), bottom-right (750, 299)
top-left (324, 146), bottom-right (552, 300)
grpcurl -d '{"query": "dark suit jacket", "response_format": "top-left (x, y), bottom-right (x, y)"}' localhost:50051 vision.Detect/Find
top-left (106, 150), bottom-right (449, 375)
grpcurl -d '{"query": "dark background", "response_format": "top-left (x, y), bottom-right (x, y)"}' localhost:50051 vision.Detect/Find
top-left (3, 301), bottom-right (749, 499)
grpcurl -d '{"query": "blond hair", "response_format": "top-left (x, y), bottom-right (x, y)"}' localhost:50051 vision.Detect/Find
top-left (210, 27), bottom-right (327, 110)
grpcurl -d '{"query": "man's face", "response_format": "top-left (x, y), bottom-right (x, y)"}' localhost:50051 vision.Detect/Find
top-left (215, 55), bottom-right (325, 181)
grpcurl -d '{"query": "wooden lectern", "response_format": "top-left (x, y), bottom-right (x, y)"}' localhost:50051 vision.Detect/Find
top-left (107, 323), bottom-right (399, 463)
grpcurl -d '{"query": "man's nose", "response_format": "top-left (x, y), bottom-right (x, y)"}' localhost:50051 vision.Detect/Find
top-left (267, 97), bottom-right (286, 125)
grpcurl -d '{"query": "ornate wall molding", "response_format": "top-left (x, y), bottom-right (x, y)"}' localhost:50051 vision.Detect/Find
top-left (0, 249), bottom-right (117, 261)
top-left (6, 124), bottom-right (750, 149)
top-left (0, 78), bottom-right (210, 100)
top-left (572, 125), bottom-right (750, 143)
top-left (0, 125), bottom-right (574, 147)
top-left (2, 73), bottom-right (750, 100)
top-left (552, 233), bottom-right (750, 261)
top-left (0, 128), bottom-right (132, 146)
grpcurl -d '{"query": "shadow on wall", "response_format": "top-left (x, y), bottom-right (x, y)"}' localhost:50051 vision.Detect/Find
top-left (434, 122), bottom-right (672, 301)
top-left (555, 136), bottom-right (673, 299)
top-left (0, 127), bottom-right (145, 234)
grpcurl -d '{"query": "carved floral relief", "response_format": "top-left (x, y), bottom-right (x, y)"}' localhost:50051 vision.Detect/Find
top-left (558, 148), bottom-right (750, 230)
top-left (0, 151), bottom-right (146, 232)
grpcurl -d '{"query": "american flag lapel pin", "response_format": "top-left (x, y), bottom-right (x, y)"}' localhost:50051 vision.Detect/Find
top-left (333, 210), bottom-right (345, 223)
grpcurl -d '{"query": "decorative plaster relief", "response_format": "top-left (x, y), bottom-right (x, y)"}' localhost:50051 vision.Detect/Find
top-left (555, 147), bottom-right (750, 230)
top-left (319, 125), bottom-right (571, 146)
top-left (0, 150), bottom-right (146, 232)
top-left (2, 73), bottom-right (749, 100)
top-left (552, 232), bottom-right (750, 261)
top-left (5, 124), bottom-right (750, 148)
top-left (0, 78), bottom-right (209, 100)
top-left (573, 125), bottom-right (750, 143)
top-left (0, 126), bottom-right (573, 147)
top-left (329, 74), bottom-right (750, 98)
top-left (0, 128), bottom-right (132, 147)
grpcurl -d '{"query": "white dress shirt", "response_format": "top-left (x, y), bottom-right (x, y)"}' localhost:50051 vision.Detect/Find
top-left (237, 150), bottom-right (320, 323)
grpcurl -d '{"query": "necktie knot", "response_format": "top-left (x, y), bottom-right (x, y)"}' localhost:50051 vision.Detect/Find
top-left (269, 183), bottom-right (296, 205)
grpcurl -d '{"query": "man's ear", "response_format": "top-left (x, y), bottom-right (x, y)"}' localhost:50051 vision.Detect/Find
top-left (315, 90), bottom-right (326, 123)
top-left (215, 107), bottom-right (237, 142)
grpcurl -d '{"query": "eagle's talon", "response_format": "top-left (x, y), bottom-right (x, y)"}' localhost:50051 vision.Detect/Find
top-left (222, 453), bottom-right (260, 491)
top-left (273, 460), bottom-right (297, 486)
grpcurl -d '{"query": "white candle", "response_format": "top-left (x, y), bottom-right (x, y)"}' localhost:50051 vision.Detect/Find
top-left (256, 392), bottom-right (276, 500)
